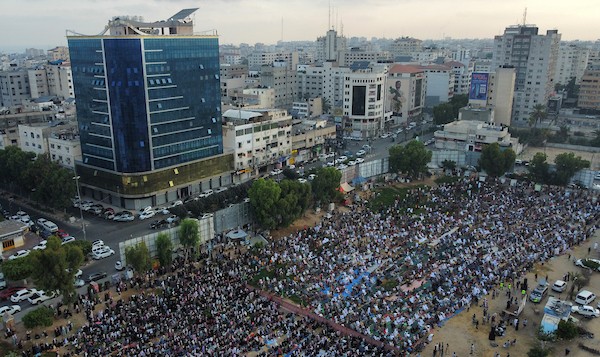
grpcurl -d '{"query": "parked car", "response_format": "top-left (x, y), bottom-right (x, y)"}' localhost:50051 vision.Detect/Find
top-left (355, 150), bottom-right (366, 157)
top-left (335, 156), bottom-right (348, 164)
top-left (298, 178), bottom-right (307, 184)
top-left (92, 239), bottom-right (104, 248)
top-left (571, 305), bottom-right (600, 318)
top-left (92, 247), bottom-right (115, 260)
top-left (269, 169), bottom-right (283, 176)
top-left (101, 208), bottom-right (115, 220)
top-left (529, 283), bottom-right (549, 303)
top-left (157, 207), bottom-right (170, 215)
top-left (347, 160), bottom-right (357, 166)
top-left (74, 279), bottom-right (85, 288)
top-left (33, 240), bottom-right (48, 251)
top-left (214, 187), bottom-right (228, 194)
top-left (0, 305), bottom-right (21, 316)
top-left (169, 200), bottom-right (183, 208)
top-left (8, 250), bottom-right (30, 261)
top-left (61, 236), bottom-right (76, 245)
top-left (16, 211), bottom-right (30, 222)
top-left (86, 272), bottom-right (108, 283)
top-left (115, 261), bottom-right (124, 271)
top-left (0, 275), bottom-right (6, 290)
top-left (28, 291), bottom-right (57, 305)
top-left (166, 215), bottom-right (180, 225)
top-left (575, 290), bottom-right (597, 305)
top-left (575, 258), bottom-right (600, 272)
top-left (0, 287), bottom-right (26, 301)
top-left (150, 219), bottom-right (168, 229)
top-left (113, 211), bottom-right (135, 222)
top-left (355, 158), bottom-right (365, 164)
top-left (308, 174), bottom-right (317, 180)
top-left (36, 218), bottom-right (58, 233)
top-left (138, 210), bottom-right (156, 220)
top-left (552, 280), bottom-right (568, 293)
top-left (10, 288), bottom-right (40, 303)
top-left (56, 229), bottom-right (70, 238)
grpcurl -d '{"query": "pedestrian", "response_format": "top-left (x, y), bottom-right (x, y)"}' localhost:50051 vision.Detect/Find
top-left (470, 343), bottom-right (474, 355)
top-left (523, 319), bottom-right (527, 328)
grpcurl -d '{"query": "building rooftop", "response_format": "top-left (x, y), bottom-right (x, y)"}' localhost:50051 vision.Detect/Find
top-left (0, 220), bottom-right (27, 240)
top-left (389, 64), bottom-right (423, 74)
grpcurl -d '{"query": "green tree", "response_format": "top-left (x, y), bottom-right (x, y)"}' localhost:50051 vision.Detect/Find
top-left (1, 256), bottom-right (33, 281)
top-left (528, 104), bottom-right (547, 128)
top-left (28, 236), bottom-right (84, 304)
top-left (156, 233), bottom-right (173, 270)
top-left (527, 343), bottom-right (552, 357)
top-left (275, 179), bottom-right (312, 227)
top-left (552, 152), bottom-right (590, 186)
top-left (441, 160), bottom-right (457, 171)
top-left (125, 241), bottom-right (152, 274)
top-left (70, 240), bottom-right (93, 257)
top-left (282, 168), bottom-right (299, 180)
top-left (389, 140), bottom-right (432, 179)
top-left (248, 178), bottom-right (282, 230)
top-left (528, 153), bottom-right (550, 183)
top-left (478, 143), bottom-right (516, 177)
top-left (432, 94), bottom-right (468, 125)
top-left (312, 167), bottom-right (342, 204)
top-left (22, 306), bottom-right (55, 328)
top-left (178, 218), bottom-right (199, 263)
top-left (0, 146), bottom-right (35, 188)
top-left (555, 319), bottom-right (578, 340)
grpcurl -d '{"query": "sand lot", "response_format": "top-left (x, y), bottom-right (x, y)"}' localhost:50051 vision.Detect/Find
top-left (520, 146), bottom-right (600, 171)
top-left (421, 233), bottom-right (600, 357)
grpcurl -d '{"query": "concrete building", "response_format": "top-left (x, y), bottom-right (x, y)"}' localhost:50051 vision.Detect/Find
top-left (222, 108), bottom-right (292, 183)
top-left (27, 68), bottom-right (49, 99)
top-left (492, 25), bottom-right (561, 124)
top-left (338, 48), bottom-right (391, 67)
top-left (0, 220), bottom-right (27, 253)
top-left (419, 64), bottom-right (454, 107)
top-left (0, 70), bottom-right (30, 108)
top-left (260, 61), bottom-right (297, 109)
top-left (554, 43), bottom-right (589, 86)
top-left (18, 122), bottom-right (77, 156)
top-left (434, 120), bottom-right (522, 153)
top-left (48, 129), bottom-right (82, 169)
top-left (291, 118), bottom-right (336, 164)
top-left (316, 29), bottom-right (347, 64)
top-left (291, 97), bottom-right (323, 119)
top-left (0, 111), bottom-right (58, 149)
top-left (578, 65), bottom-right (600, 110)
top-left (45, 62), bottom-right (74, 99)
top-left (446, 60), bottom-right (473, 96)
top-left (487, 67), bottom-right (517, 126)
top-left (297, 61), bottom-right (351, 113)
top-left (342, 64), bottom-right (388, 138)
top-left (387, 64), bottom-right (426, 125)
top-left (47, 46), bottom-right (70, 62)
top-left (248, 51), bottom-right (298, 71)
top-left (68, 9), bottom-right (233, 209)
top-left (390, 37), bottom-right (423, 59)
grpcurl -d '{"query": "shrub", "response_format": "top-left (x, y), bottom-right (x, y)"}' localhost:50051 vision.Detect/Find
top-left (22, 306), bottom-right (55, 328)
top-left (556, 319), bottom-right (578, 340)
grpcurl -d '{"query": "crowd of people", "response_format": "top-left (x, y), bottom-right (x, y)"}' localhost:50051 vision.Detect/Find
top-left (253, 178), bottom-right (599, 352)
top-left (9, 177), bottom-right (600, 356)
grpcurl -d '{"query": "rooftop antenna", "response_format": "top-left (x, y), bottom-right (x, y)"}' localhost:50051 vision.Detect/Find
top-left (522, 7), bottom-right (527, 26)
top-left (335, 8), bottom-right (339, 31)
top-left (328, 1), bottom-right (331, 30)
top-left (281, 16), bottom-right (283, 42)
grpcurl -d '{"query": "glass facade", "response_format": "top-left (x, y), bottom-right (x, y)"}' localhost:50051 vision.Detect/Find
top-left (68, 35), bottom-right (223, 174)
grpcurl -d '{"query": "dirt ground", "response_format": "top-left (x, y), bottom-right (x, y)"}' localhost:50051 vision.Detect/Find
top-left (422, 234), bottom-right (600, 357)
top-left (520, 146), bottom-right (600, 171)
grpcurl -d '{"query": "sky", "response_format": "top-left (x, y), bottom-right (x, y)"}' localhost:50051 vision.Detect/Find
top-left (1, 0), bottom-right (599, 51)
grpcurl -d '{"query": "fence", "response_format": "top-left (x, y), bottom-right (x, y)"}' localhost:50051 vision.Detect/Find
top-left (245, 284), bottom-right (401, 355)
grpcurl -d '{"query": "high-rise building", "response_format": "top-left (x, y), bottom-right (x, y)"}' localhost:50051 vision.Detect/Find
top-left (554, 43), bottom-right (589, 86)
top-left (67, 9), bottom-right (233, 208)
top-left (316, 29), bottom-right (347, 64)
top-left (260, 61), bottom-right (297, 109)
top-left (0, 70), bottom-right (30, 108)
top-left (578, 65), bottom-right (600, 110)
top-left (47, 46), bottom-right (70, 62)
top-left (492, 25), bottom-right (560, 124)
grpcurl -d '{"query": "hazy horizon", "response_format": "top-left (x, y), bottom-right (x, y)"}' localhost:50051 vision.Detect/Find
top-left (1, 0), bottom-right (599, 53)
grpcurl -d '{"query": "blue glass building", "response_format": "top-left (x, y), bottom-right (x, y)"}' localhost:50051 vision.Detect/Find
top-left (68, 10), bottom-right (233, 208)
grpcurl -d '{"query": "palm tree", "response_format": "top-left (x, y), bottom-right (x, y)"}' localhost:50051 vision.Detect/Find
top-left (528, 104), bottom-right (547, 128)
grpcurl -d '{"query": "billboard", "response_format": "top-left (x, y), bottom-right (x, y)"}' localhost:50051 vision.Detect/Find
top-left (469, 72), bottom-right (489, 101)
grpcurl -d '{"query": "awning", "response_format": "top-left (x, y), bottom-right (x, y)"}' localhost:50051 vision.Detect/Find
top-left (340, 182), bottom-right (354, 193)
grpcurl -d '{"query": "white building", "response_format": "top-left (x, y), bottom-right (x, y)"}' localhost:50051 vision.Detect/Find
top-left (492, 25), bottom-right (561, 124)
top-left (446, 60), bottom-right (473, 96)
top-left (260, 61), bottom-right (297, 109)
top-left (389, 37), bottom-right (423, 59)
top-left (316, 29), bottom-right (347, 64)
top-left (45, 62), bottom-right (74, 99)
top-left (222, 109), bottom-right (293, 183)
top-left (387, 64), bottom-right (427, 125)
top-left (28, 68), bottom-right (49, 99)
top-left (554, 43), bottom-right (590, 86)
top-left (434, 120), bottom-right (522, 154)
top-left (0, 70), bottom-right (30, 108)
top-left (47, 46), bottom-right (70, 62)
top-left (338, 48), bottom-right (391, 67)
top-left (297, 61), bottom-right (351, 113)
top-left (342, 64), bottom-right (388, 138)
top-left (48, 130), bottom-right (82, 169)
top-left (419, 64), bottom-right (454, 107)
top-left (18, 122), bottom-right (77, 156)
top-left (248, 51), bottom-right (298, 71)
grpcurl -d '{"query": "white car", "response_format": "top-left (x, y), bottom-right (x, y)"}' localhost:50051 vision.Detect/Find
top-left (575, 258), bottom-right (600, 272)
top-left (61, 236), bottom-right (76, 245)
top-left (92, 240), bottom-right (104, 248)
top-left (308, 174), bottom-right (317, 181)
top-left (8, 250), bottom-right (30, 260)
top-left (298, 178), bottom-right (307, 184)
top-left (380, 133), bottom-right (389, 139)
top-left (139, 210), bottom-right (156, 220)
top-left (198, 189), bottom-right (214, 198)
top-left (33, 240), bottom-right (48, 250)
top-left (16, 211), bottom-right (30, 222)
top-left (74, 279), bottom-right (85, 288)
top-left (93, 247), bottom-right (115, 260)
top-left (571, 305), bottom-right (600, 318)
top-left (552, 280), bottom-right (567, 293)
top-left (270, 169), bottom-right (283, 176)
top-left (347, 160), bottom-right (357, 166)
top-left (141, 206), bottom-right (153, 213)
top-left (166, 215), bottom-right (180, 224)
top-left (113, 212), bottom-right (135, 222)
top-left (115, 261), bottom-right (124, 271)
top-left (356, 158), bottom-right (365, 164)
top-left (326, 161), bottom-right (335, 167)
top-left (214, 187), bottom-right (228, 194)
top-left (28, 291), bottom-right (57, 305)
top-left (169, 200), bottom-right (183, 208)
top-left (0, 305), bottom-right (21, 316)
top-left (157, 207), bottom-right (170, 215)
top-left (335, 156), bottom-right (348, 164)
top-left (355, 150), bottom-right (366, 157)
top-left (10, 288), bottom-right (40, 303)
top-left (336, 164), bottom-right (348, 170)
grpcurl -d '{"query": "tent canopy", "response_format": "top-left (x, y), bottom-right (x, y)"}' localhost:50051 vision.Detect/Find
top-left (340, 182), bottom-right (355, 193)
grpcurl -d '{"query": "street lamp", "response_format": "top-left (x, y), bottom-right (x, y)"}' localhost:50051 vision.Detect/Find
top-left (72, 175), bottom-right (87, 240)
